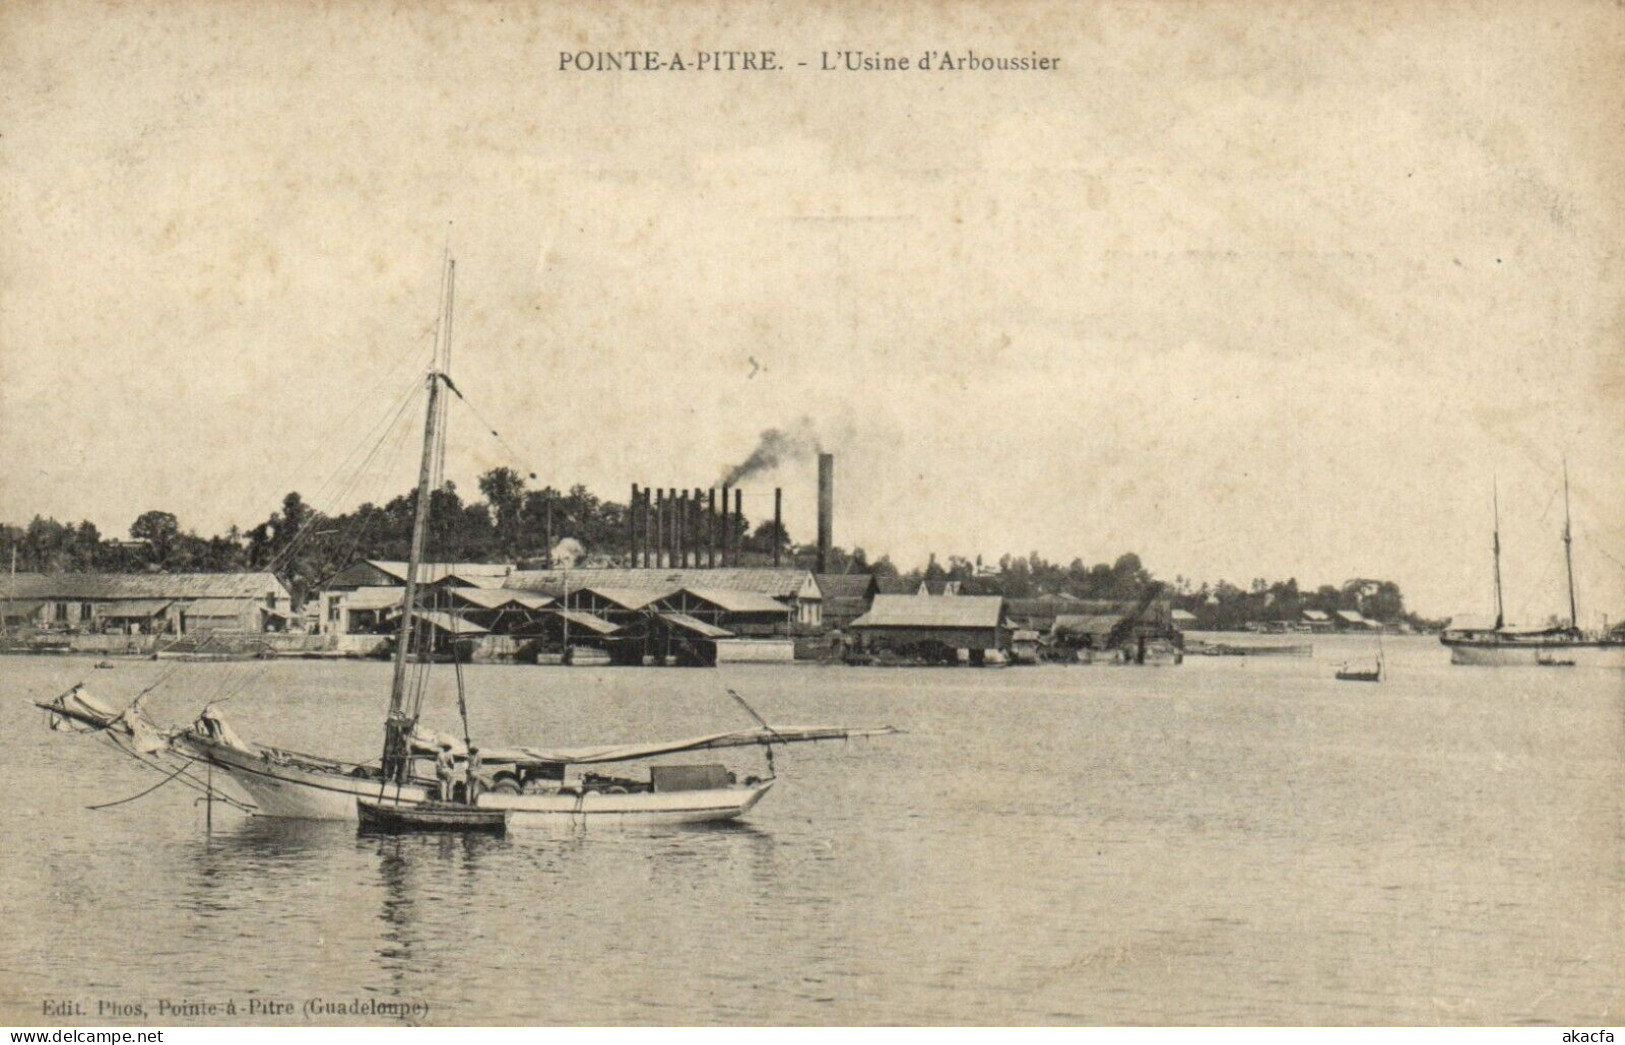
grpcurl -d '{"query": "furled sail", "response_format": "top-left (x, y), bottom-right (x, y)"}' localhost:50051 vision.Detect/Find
top-left (477, 724), bottom-right (900, 768)
top-left (41, 685), bottom-right (125, 732)
top-left (40, 686), bottom-right (158, 742)
top-left (40, 687), bottom-right (169, 755)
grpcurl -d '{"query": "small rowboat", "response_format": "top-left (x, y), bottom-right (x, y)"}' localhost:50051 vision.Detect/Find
top-left (357, 797), bottom-right (508, 834)
top-left (1335, 656), bottom-right (1383, 682)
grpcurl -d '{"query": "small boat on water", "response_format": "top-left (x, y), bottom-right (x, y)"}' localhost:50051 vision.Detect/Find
top-left (1535, 653), bottom-right (1576, 668)
top-left (357, 797), bottom-right (507, 834)
top-left (1336, 634), bottom-right (1384, 682)
top-left (1188, 640), bottom-right (1313, 658)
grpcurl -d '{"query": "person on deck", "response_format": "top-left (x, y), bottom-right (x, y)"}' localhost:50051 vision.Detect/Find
top-left (434, 741), bottom-right (457, 802)
top-left (465, 747), bottom-right (482, 805)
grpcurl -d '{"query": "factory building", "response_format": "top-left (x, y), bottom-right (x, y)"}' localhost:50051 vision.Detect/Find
top-left (657, 587), bottom-right (794, 636)
top-left (504, 567), bottom-right (822, 630)
top-left (559, 586), bottom-right (672, 629)
top-left (435, 588), bottom-right (554, 632)
top-left (316, 560), bottom-right (517, 635)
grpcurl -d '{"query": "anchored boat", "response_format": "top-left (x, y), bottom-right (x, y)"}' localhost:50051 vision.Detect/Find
top-left (40, 255), bottom-right (897, 825)
top-left (1334, 659), bottom-right (1383, 683)
top-left (1440, 467), bottom-right (1623, 667)
top-left (358, 797), bottom-right (508, 834)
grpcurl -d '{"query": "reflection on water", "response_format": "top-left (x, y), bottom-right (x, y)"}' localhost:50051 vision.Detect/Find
top-left (1, 641), bottom-right (1620, 1024)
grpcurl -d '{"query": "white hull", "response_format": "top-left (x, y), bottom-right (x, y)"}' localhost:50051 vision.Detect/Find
top-left (178, 736), bottom-right (431, 820)
top-left (485, 781), bottom-right (773, 828)
top-left (178, 734), bottom-right (774, 824)
top-left (1445, 641), bottom-right (1625, 668)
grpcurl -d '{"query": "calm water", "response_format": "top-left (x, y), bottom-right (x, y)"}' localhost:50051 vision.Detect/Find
top-left (1, 636), bottom-right (1619, 1025)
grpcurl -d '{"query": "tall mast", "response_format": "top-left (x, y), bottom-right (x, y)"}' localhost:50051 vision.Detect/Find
top-left (1562, 459), bottom-right (1578, 632)
top-left (382, 257), bottom-right (455, 785)
top-left (1492, 478), bottom-right (1504, 630)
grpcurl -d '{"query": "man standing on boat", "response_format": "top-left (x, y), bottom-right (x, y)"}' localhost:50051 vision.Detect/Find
top-left (435, 741), bottom-right (457, 802)
top-left (465, 747), bottom-right (483, 805)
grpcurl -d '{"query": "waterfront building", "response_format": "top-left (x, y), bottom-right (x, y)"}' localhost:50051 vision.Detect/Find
top-left (0, 572), bottom-right (292, 635)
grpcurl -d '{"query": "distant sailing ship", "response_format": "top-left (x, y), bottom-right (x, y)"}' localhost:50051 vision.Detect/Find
top-left (1440, 467), bottom-right (1624, 668)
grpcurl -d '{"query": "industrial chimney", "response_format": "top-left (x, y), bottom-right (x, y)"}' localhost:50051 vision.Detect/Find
top-left (816, 453), bottom-right (833, 574)
top-left (708, 488), bottom-right (717, 568)
top-left (773, 487), bottom-right (783, 567)
top-left (733, 488), bottom-right (742, 566)
top-left (720, 484), bottom-right (731, 566)
top-left (629, 484), bottom-right (640, 567)
top-left (654, 489), bottom-right (665, 568)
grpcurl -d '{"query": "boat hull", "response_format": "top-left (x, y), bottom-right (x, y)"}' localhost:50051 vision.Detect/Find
top-left (485, 781), bottom-right (774, 828)
top-left (175, 734), bottom-right (774, 824)
top-left (175, 735), bottom-right (431, 820)
top-left (358, 798), bottom-right (507, 834)
top-left (1443, 639), bottom-right (1625, 668)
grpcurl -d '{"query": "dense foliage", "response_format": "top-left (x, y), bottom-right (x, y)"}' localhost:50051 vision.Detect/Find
top-left (0, 471), bottom-right (1421, 624)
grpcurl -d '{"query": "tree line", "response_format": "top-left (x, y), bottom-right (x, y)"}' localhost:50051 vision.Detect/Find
top-left (0, 468), bottom-right (1422, 623)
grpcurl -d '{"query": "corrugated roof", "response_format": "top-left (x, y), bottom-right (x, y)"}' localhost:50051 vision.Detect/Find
top-left (550, 609), bottom-right (621, 635)
top-left (814, 574), bottom-right (878, 599)
top-left (822, 596), bottom-right (871, 621)
top-left (343, 587), bottom-right (405, 611)
top-left (569, 586), bottom-right (675, 611)
top-left (0, 572), bottom-right (288, 601)
top-left (410, 610), bottom-right (489, 635)
top-left (675, 587), bottom-right (792, 614)
top-left (1335, 610), bottom-right (1367, 623)
top-left (1302, 610), bottom-right (1330, 621)
top-left (444, 588), bottom-right (554, 611)
top-left (657, 612), bottom-right (735, 639)
top-left (1171, 609), bottom-right (1198, 622)
top-left (365, 561), bottom-right (514, 586)
top-left (506, 567), bottom-right (817, 600)
top-left (849, 594), bottom-right (1004, 629)
top-left (94, 599), bottom-right (174, 617)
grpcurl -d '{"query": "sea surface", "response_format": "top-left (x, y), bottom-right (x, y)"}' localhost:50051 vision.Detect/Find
top-left (1, 635), bottom-right (1619, 1026)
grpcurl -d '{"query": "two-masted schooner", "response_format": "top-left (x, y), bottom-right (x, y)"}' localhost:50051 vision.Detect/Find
top-left (40, 256), bottom-right (897, 825)
top-left (1440, 468), bottom-right (1623, 667)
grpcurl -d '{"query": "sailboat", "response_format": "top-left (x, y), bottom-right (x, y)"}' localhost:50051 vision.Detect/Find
top-left (1440, 466), bottom-right (1624, 667)
top-left (39, 256), bottom-right (898, 824)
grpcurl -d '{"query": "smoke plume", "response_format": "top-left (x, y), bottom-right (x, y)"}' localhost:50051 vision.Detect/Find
top-left (550, 537), bottom-right (585, 568)
top-left (719, 417), bottom-right (822, 486)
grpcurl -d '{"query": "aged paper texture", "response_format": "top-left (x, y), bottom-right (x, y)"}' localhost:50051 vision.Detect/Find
top-left (1, 0), bottom-right (1621, 1028)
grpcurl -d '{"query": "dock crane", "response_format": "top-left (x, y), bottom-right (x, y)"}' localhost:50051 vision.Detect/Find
top-left (1107, 582), bottom-right (1168, 663)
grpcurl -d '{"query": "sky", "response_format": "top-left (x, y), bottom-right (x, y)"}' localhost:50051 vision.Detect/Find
top-left (2, 0), bottom-right (1621, 621)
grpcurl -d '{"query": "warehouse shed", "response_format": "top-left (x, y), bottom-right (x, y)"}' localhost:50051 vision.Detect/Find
top-left (848, 594), bottom-right (1008, 657)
